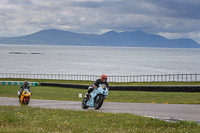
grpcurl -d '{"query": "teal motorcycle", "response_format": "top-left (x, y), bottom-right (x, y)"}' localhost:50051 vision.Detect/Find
top-left (82, 84), bottom-right (109, 110)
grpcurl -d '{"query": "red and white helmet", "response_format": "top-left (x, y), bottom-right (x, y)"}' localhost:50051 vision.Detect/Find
top-left (101, 74), bottom-right (107, 82)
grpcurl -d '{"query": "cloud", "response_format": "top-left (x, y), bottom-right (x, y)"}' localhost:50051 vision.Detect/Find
top-left (0, 0), bottom-right (200, 43)
top-left (148, 0), bottom-right (200, 19)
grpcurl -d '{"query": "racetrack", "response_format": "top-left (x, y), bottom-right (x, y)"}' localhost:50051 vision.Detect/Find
top-left (0, 97), bottom-right (199, 123)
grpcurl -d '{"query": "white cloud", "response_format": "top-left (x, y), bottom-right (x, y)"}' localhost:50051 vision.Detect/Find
top-left (0, 0), bottom-right (200, 43)
top-left (100, 29), bottom-right (113, 34)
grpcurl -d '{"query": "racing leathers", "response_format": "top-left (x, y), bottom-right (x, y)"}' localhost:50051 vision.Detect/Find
top-left (18, 85), bottom-right (32, 101)
top-left (87, 79), bottom-right (109, 94)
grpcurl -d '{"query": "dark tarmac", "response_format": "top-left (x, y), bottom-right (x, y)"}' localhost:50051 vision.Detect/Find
top-left (0, 97), bottom-right (199, 123)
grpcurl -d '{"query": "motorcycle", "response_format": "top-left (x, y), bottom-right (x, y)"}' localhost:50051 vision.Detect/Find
top-left (18, 89), bottom-right (31, 105)
top-left (82, 84), bottom-right (109, 110)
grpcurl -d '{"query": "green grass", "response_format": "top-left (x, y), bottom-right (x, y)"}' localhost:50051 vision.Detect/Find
top-left (1, 78), bottom-right (200, 85)
top-left (0, 106), bottom-right (199, 133)
top-left (1, 79), bottom-right (200, 132)
top-left (1, 85), bottom-right (200, 104)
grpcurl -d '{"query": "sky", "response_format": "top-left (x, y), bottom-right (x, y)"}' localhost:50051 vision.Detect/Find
top-left (1, 0), bottom-right (200, 43)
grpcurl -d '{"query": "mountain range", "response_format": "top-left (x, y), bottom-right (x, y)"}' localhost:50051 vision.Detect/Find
top-left (0, 29), bottom-right (199, 48)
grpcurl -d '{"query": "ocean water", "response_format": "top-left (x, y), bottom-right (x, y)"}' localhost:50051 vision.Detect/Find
top-left (0, 44), bottom-right (200, 76)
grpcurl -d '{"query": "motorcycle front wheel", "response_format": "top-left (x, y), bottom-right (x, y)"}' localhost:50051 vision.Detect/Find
top-left (82, 98), bottom-right (89, 109)
top-left (94, 95), bottom-right (104, 110)
top-left (24, 98), bottom-right (29, 105)
top-left (25, 98), bottom-right (29, 105)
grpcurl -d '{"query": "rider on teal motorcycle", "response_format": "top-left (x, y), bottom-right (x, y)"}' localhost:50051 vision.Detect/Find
top-left (85, 74), bottom-right (109, 100)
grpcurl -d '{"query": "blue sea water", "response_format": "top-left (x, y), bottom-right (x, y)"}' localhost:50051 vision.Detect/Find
top-left (0, 44), bottom-right (200, 76)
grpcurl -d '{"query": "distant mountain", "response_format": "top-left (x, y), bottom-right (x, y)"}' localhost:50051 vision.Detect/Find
top-left (0, 29), bottom-right (199, 48)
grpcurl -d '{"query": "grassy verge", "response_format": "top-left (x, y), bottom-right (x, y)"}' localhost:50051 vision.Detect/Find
top-left (0, 106), bottom-right (199, 133)
top-left (1, 78), bottom-right (200, 85)
top-left (1, 85), bottom-right (200, 104)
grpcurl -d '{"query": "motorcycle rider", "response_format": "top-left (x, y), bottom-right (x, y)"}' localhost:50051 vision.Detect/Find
top-left (85, 74), bottom-right (109, 99)
top-left (18, 80), bottom-right (32, 101)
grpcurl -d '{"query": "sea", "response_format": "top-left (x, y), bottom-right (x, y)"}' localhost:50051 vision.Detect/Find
top-left (0, 44), bottom-right (200, 76)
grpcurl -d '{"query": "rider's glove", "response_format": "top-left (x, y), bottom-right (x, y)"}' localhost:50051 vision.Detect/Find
top-left (93, 85), bottom-right (97, 88)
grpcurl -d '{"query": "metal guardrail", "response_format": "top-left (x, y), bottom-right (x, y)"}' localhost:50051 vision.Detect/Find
top-left (0, 73), bottom-right (200, 82)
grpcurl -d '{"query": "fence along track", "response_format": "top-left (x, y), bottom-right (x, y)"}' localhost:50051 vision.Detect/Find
top-left (0, 73), bottom-right (200, 82)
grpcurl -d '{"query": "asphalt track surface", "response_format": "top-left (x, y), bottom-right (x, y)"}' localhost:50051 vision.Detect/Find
top-left (0, 97), bottom-right (200, 123)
